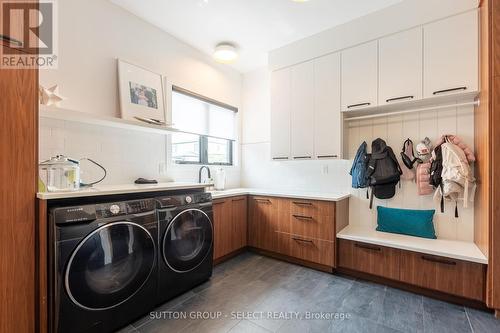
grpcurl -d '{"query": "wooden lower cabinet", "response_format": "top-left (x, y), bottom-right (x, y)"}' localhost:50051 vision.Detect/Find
top-left (249, 196), bottom-right (344, 268)
top-left (338, 239), bottom-right (400, 280)
top-left (399, 251), bottom-right (486, 301)
top-left (230, 196), bottom-right (248, 251)
top-left (213, 196), bottom-right (248, 260)
top-left (248, 196), bottom-right (280, 252)
top-left (338, 239), bottom-right (486, 301)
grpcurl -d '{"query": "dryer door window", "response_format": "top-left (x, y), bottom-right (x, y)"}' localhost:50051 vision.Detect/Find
top-left (163, 209), bottom-right (213, 273)
top-left (65, 222), bottom-right (156, 310)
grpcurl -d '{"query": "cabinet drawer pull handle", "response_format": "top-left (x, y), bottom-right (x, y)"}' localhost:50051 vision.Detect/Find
top-left (355, 243), bottom-right (381, 251)
top-left (386, 95), bottom-right (414, 103)
top-left (293, 215), bottom-right (313, 221)
top-left (292, 237), bottom-right (314, 244)
top-left (255, 199), bottom-right (271, 204)
top-left (273, 157), bottom-right (289, 160)
top-left (292, 202), bottom-right (313, 206)
top-left (347, 102), bottom-right (371, 109)
top-left (293, 156), bottom-right (312, 160)
top-left (213, 201), bottom-right (225, 206)
top-left (433, 87), bottom-right (467, 95)
top-left (421, 255), bottom-right (457, 266)
top-left (232, 198), bottom-right (245, 202)
top-left (317, 155), bottom-right (338, 159)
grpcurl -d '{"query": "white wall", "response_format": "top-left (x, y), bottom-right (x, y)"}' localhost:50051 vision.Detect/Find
top-left (40, 0), bottom-right (242, 186)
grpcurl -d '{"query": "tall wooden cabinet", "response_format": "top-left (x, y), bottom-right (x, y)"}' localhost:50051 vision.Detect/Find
top-left (0, 41), bottom-right (38, 333)
top-left (478, 0), bottom-right (500, 317)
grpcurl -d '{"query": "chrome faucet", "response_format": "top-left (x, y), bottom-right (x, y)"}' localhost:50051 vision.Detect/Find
top-left (198, 166), bottom-right (211, 184)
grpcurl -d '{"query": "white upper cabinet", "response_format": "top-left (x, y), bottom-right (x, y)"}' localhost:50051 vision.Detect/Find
top-left (379, 28), bottom-right (423, 105)
top-left (314, 53), bottom-right (342, 159)
top-left (341, 41), bottom-right (378, 111)
top-left (290, 60), bottom-right (314, 160)
top-left (271, 68), bottom-right (291, 161)
top-left (423, 11), bottom-right (478, 98)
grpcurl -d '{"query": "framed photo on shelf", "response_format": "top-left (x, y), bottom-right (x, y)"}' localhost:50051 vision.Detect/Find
top-left (117, 59), bottom-right (166, 124)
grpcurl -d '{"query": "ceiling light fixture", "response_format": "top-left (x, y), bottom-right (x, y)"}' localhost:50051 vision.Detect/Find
top-left (213, 43), bottom-right (238, 64)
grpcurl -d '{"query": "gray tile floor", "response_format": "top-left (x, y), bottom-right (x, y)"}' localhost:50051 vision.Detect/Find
top-left (121, 252), bottom-right (500, 333)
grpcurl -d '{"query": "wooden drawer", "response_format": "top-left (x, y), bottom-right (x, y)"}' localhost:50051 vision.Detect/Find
top-left (400, 251), bottom-right (486, 301)
top-left (290, 199), bottom-right (335, 217)
top-left (290, 214), bottom-right (334, 241)
top-left (278, 233), bottom-right (334, 267)
top-left (338, 239), bottom-right (400, 280)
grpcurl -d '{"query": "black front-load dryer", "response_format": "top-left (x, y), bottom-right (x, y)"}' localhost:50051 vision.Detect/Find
top-left (50, 199), bottom-right (158, 333)
top-left (155, 192), bottom-right (213, 305)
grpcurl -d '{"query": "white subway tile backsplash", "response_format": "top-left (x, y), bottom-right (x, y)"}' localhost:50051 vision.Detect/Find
top-left (39, 118), bottom-right (241, 188)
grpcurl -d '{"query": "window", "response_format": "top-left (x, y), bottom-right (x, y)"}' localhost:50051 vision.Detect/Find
top-left (171, 86), bottom-right (237, 165)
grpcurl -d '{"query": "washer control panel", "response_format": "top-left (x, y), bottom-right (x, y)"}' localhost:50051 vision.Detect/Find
top-left (156, 193), bottom-right (212, 208)
top-left (53, 200), bottom-right (156, 225)
top-left (96, 202), bottom-right (127, 218)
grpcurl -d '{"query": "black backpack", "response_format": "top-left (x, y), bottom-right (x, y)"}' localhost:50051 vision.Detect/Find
top-left (349, 142), bottom-right (369, 189)
top-left (366, 138), bottom-right (402, 208)
top-left (430, 144), bottom-right (443, 188)
top-left (430, 144), bottom-right (445, 213)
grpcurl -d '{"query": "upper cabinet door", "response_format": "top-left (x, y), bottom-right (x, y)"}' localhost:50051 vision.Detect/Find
top-left (423, 11), bottom-right (478, 98)
top-left (379, 28), bottom-right (423, 105)
top-left (341, 41), bottom-right (378, 111)
top-left (290, 60), bottom-right (314, 160)
top-left (314, 53), bottom-right (342, 159)
top-left (271, 68), bottom-right (291, 161)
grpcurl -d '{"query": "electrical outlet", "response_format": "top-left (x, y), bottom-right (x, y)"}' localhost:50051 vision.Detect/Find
top-left (322, 165), bottom-right (329, 175)
top-left (158, 162), bottom-right (167, 175)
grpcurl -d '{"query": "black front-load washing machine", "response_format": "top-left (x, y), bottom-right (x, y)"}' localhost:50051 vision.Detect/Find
top-left (155, 192), bottom-right (213, 305)
top-left (50, 199), bottom-right (158, 333)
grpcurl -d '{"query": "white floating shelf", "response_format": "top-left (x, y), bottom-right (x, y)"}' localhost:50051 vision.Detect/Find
top-left (39, 105), bottom-right (180, 135)
top-left (342, 91), bottom-right (479, 121)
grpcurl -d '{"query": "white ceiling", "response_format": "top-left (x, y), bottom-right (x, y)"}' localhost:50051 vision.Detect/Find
top-left (110, 0), bottom-right (403, 73)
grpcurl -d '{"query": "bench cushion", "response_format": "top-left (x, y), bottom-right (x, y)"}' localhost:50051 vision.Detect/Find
top-left (376, 206), bottom-right (436, 239)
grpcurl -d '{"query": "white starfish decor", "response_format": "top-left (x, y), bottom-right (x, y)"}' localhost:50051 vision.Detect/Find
top-left (39, 85), bottom-right (66, 107)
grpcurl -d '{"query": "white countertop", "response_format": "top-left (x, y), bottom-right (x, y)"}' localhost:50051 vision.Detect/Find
top-left (37, 184), bottom-right (351, 202)
top-left (37, 182), bottom-right (211, 200)
top-left (209, 188), bottom-right (350, 202)
top-left (337, 225), bottom-right (488, 264)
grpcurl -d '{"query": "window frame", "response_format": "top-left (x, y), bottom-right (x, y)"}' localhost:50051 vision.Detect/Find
top-left (173, 135), bottom-right (233, 166)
